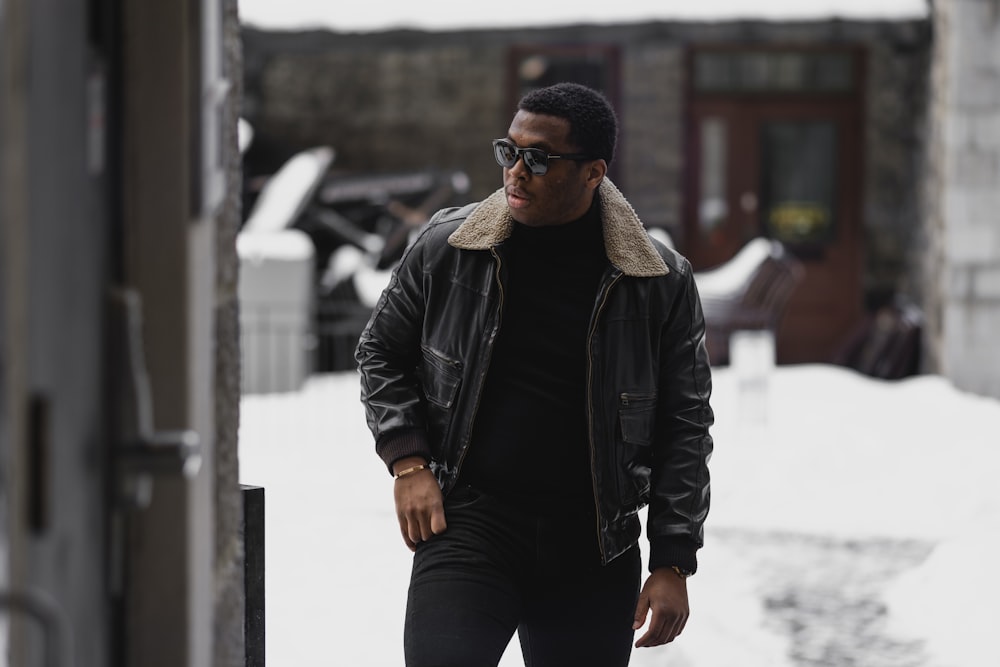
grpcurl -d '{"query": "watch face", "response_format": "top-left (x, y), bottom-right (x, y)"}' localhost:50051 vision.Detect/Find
top-left (671, 566), bottom-right (693, 578)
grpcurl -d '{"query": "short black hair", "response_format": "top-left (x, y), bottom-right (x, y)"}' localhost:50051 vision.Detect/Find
top-left (518, 82), bottom-right (618, 164)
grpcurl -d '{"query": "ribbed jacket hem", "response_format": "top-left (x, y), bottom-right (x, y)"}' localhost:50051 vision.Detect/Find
top-left (647, 536), bottom-right (699, 575)
top-left (375, 429), bottom-right (431, 475)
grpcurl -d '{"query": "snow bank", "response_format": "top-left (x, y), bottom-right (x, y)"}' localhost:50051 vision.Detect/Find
top-left (239, 363), bottom-right (999, 665)
top-left (239, 0), bottom-right (929, 33)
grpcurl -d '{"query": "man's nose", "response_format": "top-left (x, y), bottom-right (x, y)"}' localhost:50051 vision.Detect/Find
top-left (507, 153), bottom-right (530, 178)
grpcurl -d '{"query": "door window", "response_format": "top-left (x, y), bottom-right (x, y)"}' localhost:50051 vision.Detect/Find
top-left (761, 121), bottom-right (837, 247)
top-left (694, 50), bottom-right (855, 93)
top-left (698, 117), bottom-right (729, 237)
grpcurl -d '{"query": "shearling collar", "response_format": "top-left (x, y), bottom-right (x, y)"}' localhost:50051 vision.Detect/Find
top-left (447, 179), bottom-right (669, 277)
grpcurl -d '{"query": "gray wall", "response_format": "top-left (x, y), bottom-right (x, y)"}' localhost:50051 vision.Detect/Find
top-left (925, 0), bottom-right (1000, 397)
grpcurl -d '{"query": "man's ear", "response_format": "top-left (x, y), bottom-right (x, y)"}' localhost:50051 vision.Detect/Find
top-left (585, 159), bottom-right (608, 190)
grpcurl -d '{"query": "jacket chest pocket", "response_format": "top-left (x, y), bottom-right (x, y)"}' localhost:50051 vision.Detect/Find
top-left (616, 391), bottom-right (656, 507)
top-left (618, 392), bottom-right (657, 447)
top-left (419, 346), bottom-right (462, 407)
top-left (418, 346), bottom-right (463, 455)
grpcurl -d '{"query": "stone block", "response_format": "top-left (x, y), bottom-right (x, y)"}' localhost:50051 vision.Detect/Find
top-left (950, 0), bottom-right (1000, 110)
top-left (943, 186), bottom-right (1000, 231)
top-left (973, 265), bottom-right (1000, 300)
top-left (946, 221), bottom-right (999, 263)
top-left (946, 112), bottom-right (1000, 153)
top-left (944, 301), bottom-right (995, 350)
top-left (952, 0), bottom-right (1000, 60)
top-left (970, 113), bottom-right (1000, 150)
top-left (948, 266), bottom-right (974, 299)
top-left (951, 148), bottom-right (1000, 188)
top-left (944, 298), bottom-right (1000, 399)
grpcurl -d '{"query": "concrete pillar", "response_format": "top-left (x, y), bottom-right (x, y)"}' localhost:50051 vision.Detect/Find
top-left (928, 0), bottom-right (1000, 397)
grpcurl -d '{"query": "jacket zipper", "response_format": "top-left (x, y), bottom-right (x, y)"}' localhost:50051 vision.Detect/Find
top-left (586, 270), bottom-right (622, 564)
top-left (452, 246), bottom-right (506, 483)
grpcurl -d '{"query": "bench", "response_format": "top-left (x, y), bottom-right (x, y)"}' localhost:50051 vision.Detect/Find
top-left (695, 238), bottom-right (805, 366)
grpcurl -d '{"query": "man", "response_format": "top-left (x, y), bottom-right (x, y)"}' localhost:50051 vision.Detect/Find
top-left (356, 82), bottom-right (713, 666)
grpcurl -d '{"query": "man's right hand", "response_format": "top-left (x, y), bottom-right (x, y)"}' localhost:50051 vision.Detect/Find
top-left (392, 456), bottom-right (447, 551)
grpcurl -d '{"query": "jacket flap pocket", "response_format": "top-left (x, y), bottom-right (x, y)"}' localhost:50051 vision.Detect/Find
top-left (419, 346), bottom-right (462, 409)
top-left (618, 391), bottom-right (656, 446)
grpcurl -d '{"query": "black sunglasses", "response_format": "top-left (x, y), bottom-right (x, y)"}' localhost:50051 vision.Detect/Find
top-left (492, 139), bottom-right (593, 176)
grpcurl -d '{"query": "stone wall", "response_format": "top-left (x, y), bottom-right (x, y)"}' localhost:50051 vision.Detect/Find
top-left (619, 43), bottom-right (685, 231)
top-left (243, 28), bottom-right (512, 201)
top-left (863, 22), bottom-right (933, 308)
top-left (927, 0), bottom-right (1000, 397)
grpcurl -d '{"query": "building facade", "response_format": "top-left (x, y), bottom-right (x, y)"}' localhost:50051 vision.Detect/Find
top-left (243, 18), bottom-right (932, 365)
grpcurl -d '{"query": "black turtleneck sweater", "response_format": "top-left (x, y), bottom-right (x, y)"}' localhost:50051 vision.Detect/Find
top-left (458, 199), bottom-right (609, 518)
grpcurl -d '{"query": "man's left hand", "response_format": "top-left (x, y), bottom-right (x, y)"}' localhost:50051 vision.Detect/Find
top-left (632, 567), bottom-right (690, 648)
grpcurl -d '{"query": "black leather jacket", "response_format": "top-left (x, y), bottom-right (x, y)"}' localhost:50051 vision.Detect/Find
top-left (356, 180), bottom-right (713, 571)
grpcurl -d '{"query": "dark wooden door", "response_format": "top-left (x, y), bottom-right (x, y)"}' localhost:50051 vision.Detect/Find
top-left (684, 49), bottom-right (865, 363)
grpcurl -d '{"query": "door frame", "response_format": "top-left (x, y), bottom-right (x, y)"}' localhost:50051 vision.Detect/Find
top-left (682, 44), bottom-right (867, 363)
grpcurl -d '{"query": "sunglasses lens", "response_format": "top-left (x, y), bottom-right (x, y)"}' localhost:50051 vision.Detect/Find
top-left (492, 140), bottom-right (549, 174)
top-left (522, 149), bottom-right (548, 175)
top-left (494, 141), bottom-right (517, 168)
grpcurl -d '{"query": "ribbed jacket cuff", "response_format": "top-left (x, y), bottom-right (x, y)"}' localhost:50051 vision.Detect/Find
top-left (375, 429), bottom-right (432, 475)
top-left (647, 536), bottom-right (699, 575)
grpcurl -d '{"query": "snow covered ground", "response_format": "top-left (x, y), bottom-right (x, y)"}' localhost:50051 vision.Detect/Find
top-left (239, 362), bottom-right (1000, 666)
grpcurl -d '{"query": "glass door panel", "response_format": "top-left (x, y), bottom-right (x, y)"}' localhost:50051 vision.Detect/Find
top-left (698, 117), bottom-right (729, 238)
top-left (761, 121), bottom-right (837, 247)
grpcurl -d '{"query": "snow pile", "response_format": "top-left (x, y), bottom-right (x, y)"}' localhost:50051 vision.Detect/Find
top-left (239, 0), bottom-right (929, 33)
top-left (239, 363), bottom-right (999, 666)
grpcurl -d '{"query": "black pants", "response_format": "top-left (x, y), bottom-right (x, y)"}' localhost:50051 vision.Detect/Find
top-left (404, 485), bottom-right (641, 667)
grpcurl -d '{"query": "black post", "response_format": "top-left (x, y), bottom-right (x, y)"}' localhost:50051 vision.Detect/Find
top-left (242, 485), bottom-right (265, 667)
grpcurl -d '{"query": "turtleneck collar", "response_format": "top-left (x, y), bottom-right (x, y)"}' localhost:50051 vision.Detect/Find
top-left (509, 194), bottom-right (603, 250)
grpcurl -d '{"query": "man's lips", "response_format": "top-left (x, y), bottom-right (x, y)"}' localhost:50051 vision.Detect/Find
top-left (505, 187), bottom-right (530, 208)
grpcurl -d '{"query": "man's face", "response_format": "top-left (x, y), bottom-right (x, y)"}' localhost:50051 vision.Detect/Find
top-left (501, 110), bottom-right (604, 227)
